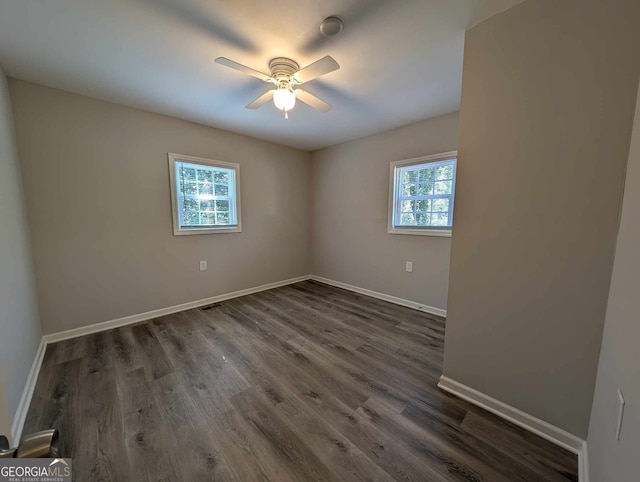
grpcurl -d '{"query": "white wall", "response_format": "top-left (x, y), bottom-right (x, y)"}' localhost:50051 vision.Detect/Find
top-left (311, 112), bottom-right (459, 311)
top-left (0, 68), bottom-right (42, 443)
top-left (9, 80), bottom-right (312, 334)
top-left (587, 80), bottom-right (640, 482)
top-left (0, 372), bottom-right (10, 443)
top-left (443, 0), bottom-right (640, 438)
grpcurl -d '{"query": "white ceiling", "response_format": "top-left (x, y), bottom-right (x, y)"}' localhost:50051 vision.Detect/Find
top-left (0, 0), bottom-right (523, 151)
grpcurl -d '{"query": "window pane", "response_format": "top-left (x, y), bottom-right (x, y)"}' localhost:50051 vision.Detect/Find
top-left (401, 200), bottom-right (414, 211)
top-left (434, 180), bottom-right (452, 195)
top-left (199, 182), bottom-right (213, 195)
top-left (418, 168), bottom-right (435, 182)
top-left (183, 198), bottom-right (198, 211)
top-left (198, 169), bottom-right (212, 183)
top-left (181, 167), bottom-right (196, 181)
top-left (183, 182), bottom-right (198, 195)
top-left (432, 198), bottom-right (449, 212)
top-left (200, 213), bottom-right (216, 225)
top-left (216, 200), bottom-right (229, 212)
top-left (403, 170), bottom-right (418, 183)
top-left (200, 200), bottom-right (215, 211)
top-left (401, 213), bottom-right (415, 225)
top-left (435, 165), bottom-right (454, 180)
top-left (183, 211), bottom-right (199, 225)
top-left (391, 157), bottom-right (456, 231)
top-left (173, 158), bottom-right (240, 232)
top-left (216, 212), bottom-right (230, 225)
top-left (214, 171), bottom-right (229, 184)
top-left (417, 182), bottom-right (433, 195)
top-left (415, 213), bottom-right (431, 226)
top-left (402, 183), bottom-right (417, 196)
top-left (215, 184), bottom-right (229, 196)
top-left (431, 213), bottom-right (449, 226)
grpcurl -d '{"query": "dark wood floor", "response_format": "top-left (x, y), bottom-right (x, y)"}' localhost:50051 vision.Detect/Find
top-left (25, 280), bottom-right (578, 481)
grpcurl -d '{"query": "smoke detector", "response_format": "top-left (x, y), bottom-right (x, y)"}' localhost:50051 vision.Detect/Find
top-left (320, 16), bottom-right (344, 36)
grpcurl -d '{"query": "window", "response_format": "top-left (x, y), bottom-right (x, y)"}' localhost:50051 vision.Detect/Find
top-left (168, 153), bottom-right (241, 235)
top-left (388, 151), bottom-right (457, 236)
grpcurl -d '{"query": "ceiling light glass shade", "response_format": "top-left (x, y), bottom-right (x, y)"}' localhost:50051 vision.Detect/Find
top-left (273, 88), bottom-right (296, 112)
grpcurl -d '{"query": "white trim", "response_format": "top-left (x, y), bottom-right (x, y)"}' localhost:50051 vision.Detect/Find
top-left (44, 275), bottom-right (445, 345)
top-left (387, 228), bottom-right (452, 237)
top-left (168, 152), bottom-right (242, 236)
top-left (437, 375), bottom-right (585, 454)
top-left (44, 275), bottom-right (311, 344)
top-left (11, 337), bottom-right (47, 444)
top-left (309, 275), bottom-right (447, 318)
top-left (578, 441), bottom-right (589, 482)
top-left (388, 150), bottom-right (458, 236)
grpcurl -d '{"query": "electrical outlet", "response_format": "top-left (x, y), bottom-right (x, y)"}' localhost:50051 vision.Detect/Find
top-left (199, 260), bottom-right (207, 271)
top-left (616, 389), bottom-right (625, 440)
top-left (406, 261), bottom-right (413, 272)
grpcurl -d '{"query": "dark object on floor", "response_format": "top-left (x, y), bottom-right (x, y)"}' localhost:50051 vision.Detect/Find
top-left (0, 429), bottom-right (60, 458)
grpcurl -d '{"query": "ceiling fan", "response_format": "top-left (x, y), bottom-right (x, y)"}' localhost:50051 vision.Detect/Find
top-left (214, 56), bottom-right (340, 119)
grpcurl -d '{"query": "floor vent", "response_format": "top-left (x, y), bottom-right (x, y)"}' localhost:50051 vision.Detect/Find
top-left (200, 303), bottom-right (222, 311)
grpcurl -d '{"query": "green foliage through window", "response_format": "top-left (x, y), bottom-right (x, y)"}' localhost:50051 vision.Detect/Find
top-left (393, 157), bottom-right (456, 230)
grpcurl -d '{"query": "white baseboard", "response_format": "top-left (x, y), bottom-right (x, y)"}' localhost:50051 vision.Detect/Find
top-left (438, 376), bottom-right (589, 481)
top-left (309, 275), bottom-right (447, 318)
top-left (44, 275), bottom-right (312, 344)
top-left (578, 441), bottom-right (589, 482)
top-left (10, 337), bottom-right (47, 444)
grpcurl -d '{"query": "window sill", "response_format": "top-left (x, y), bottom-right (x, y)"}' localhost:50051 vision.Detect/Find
top-left (388, 228), bottom-right (452, 237)
top-left (174, 226), bottom-right (242, 236)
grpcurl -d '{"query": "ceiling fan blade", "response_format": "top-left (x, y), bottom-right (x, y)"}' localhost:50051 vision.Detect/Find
top-left (295, 89), bottom-right (332, 112)
top-left (292, 56), bottom-right (340, 84)
top-left (246, 89), bottom-right (275, 109)
top-left (214, 57), bottom-right (273, 82)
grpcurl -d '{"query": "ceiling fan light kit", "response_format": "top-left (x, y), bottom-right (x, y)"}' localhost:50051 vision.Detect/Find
top-left (273, 87), bottom-right (296, 118)
top-left (214, 55), bottom-right (340, 119)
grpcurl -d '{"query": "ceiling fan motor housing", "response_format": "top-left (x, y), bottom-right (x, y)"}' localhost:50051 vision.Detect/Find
top-left (269, 57), bottom-right (300, 82)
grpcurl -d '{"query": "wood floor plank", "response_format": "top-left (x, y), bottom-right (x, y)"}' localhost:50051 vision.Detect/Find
top-left (276, 394), bottom-right (395, 482)
top-left (229, 387), bottom-right (341, 482)
top-left (73, 368), bottom-right (130, 481)
top-left (23, 281), bottom-right (578, 481)
top-left (109, 326), bottom-right (143, 377)
top-left (130, 323), bottom-right (174, 380)
top-left (460, 411), bottom-right (579, 481)
top-left (314, 394), bottom-right (449, 482)
top-left (116, 367), bottom-right (182, 482)
top-left (359, 397), bottom-right (507, 482)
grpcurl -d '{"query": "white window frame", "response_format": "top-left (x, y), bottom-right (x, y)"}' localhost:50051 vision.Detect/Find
top-left (168, 153), bottom-right (242, 235)
top-left (388, 151), bottom-right (457, 237)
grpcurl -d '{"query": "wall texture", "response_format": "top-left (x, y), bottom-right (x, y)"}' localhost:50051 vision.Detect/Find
top-left (311, 112), bottom-right (459, 312)
top-left (10, 80), bottom-right (312, 334)
top-left (0, 68), bottom-right (42, 441)
top-left (587, 80), bottom-right (640, 482)
top-left (443, 0), bottom-right (640, 438)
